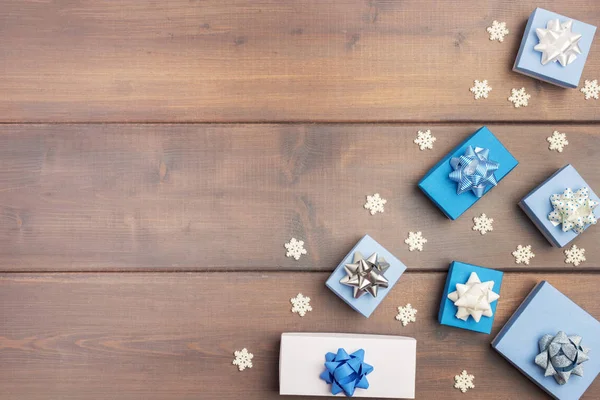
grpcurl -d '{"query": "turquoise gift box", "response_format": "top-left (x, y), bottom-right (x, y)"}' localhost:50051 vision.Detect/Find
top-left (418, 126), bottom-right (518, 220)
top-left (438, 261), bottom-right (503, 334)
top-left (519, 165), bottom-right (599, 248)
top-left (492, 281), bottom-right (600, 400)
top-left (325, 235), bottom-right (406, 318)
top-left (513, 8), bottom-right (596, 88)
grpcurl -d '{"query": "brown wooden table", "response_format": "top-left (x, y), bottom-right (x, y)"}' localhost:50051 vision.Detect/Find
top-left (1, 1), bottom-right (599, 399)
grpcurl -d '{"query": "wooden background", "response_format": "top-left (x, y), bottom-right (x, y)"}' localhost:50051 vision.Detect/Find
top-left (1, 1), bottom-right (599, 399)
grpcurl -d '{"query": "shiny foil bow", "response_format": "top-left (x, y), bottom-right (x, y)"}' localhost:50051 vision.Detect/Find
top-left (548, 187), bottom-right (598, 234)
top-left (447, 272), bottom-right (500, 323)
top-left (535, 19), bottom-right (583, 66)
top-left (535, 331), bottom-right (590, 385)
top-left (449, 146), bottom-right (499, 198)
top-left (340, 252), bottom-right (390, 299)
top-left (319, 348), bottom-right (373, 397)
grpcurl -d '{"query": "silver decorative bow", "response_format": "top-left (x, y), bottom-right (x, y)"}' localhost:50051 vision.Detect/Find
top-left (449, 146), bottom-right (499, 198)
top-left (548, 187), bottom-right (598, 234)
top-left (340, 252), bottom-right (389, 299)
top-left (535, 19), bottom-right (583, 66)
top-left (535, 331), bottom-right (590, 385)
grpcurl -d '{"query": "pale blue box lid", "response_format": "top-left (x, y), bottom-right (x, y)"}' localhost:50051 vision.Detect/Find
top-left (519, 164), bottom-right (599, 247)
top-left (492, 281), bottom-right (600, 400)
top-left (513, 8), bottom-right (596, 88)
top-left (325, 234), bottom-right (406, 318)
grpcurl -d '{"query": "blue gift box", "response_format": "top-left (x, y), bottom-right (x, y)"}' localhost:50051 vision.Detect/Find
top-left (519, 164), bottom-right (599, 248)
top-left (513, 8), bottom-right (596, 88)
top-left (438, 261), bottom-right (503, 334)
top-left (492, 281), bottom-right (600, 400)
top-left (325, 235), bottom-right (406, 318)
top-left (418, 126), bottom-right (519, 220)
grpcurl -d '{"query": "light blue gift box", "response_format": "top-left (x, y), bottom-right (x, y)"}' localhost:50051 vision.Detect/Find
top-left (492, 281), bottom-right (600, 400)
top-left (325, 235), bottom-right (406, 318)
top-left (418, 126), bottom-right (518, 220)
top-left (438, 261), bottom-right (503, 334)
top-left (513, 8), bottom-right (596, 88)
top-left (519, 164), bottom-right (599, 248)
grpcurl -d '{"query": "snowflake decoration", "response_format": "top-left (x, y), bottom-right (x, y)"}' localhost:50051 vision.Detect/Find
top-left (364, 193), bottom-right (387, 215)
top-left (405, 231), bottom-right (427, 251)
top-left (285, 238), bottom-right (307, 260)
top-left (454, 370), bottom-right (475, 393)
top-left (414, 129), bottom-right (436, 151)
top-left (581, 79), bottom-right (599, 100)
top-left (395, 304), bottom-right (417, 326)
top-left (487, 20), bottom-right (509, 42)
top-left (512, 244), bottom-right (535, 265)
top-left (508, 87), bottom-right (531, 108)
top-left (473, 213), bottom-right (494, 235)
top-left (470, 80), bottom-right (492, 99)
top-left (547, 131), bottom-right (569, 152)
top-left (232, 348), bottom-right (253, 371)
top-left (290, 293), bottom-right (312, 317)
top-left (565, 245), bottom-right (586, 266)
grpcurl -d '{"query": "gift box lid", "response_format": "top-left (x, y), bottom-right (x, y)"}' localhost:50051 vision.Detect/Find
top-left (513, 8), bottom-right (596, 88)
top-left (519, 164), bottom-right (599, 247)
top-left (492, 281), bottom-right (600, 400)
top-left (418, 126), bottom-right (518, 220)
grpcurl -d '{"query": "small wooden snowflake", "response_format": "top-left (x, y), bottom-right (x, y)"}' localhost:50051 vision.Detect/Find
top-left (473, 213), bottom-right (494, 235)
top-left (487, 20), bottom-right (509, 42)
top-left (395, 304), bottom-right (417, 326)
top-left (414, 129), bottom-right (436, 151)
top-left (470, 79), bottom-right (492, 99)
top-left (454, 370), bottom-right (475, 393)
top-left (547, 131), bottom-right (569, 152)
top-left (232, 348), bottom-right (254, 371)
top-left (284, 238), bottom-right (307, 260)
top-left (581, 79), bottom-right (599, 100)
top-left (364, 193), bottom-right (387, 215)
top-left (290, 293), bottom-right (312, 317)
top-left (512, 244), bottom-right (535, 265)
top-left (565, 244), bottom-right (586, 266)
top-left (508, 87), bottom-right (531, 108)
top-left (405, 231), bottom-right (427, 251)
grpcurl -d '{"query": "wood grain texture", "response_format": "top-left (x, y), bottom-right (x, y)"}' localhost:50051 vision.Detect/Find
top-left (1, 0), bottom-right (600, 123)
top-left (1, 124), bottom-right (598, 272)
top-left (0, 271), bottom-right (598, 399)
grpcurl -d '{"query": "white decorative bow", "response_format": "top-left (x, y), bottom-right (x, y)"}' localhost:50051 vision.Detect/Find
top-left (535, 19), bottom-right (583, 66)
top-left (548, 187), bottom-right (598, 234)
top-left (447, 272), bottom-right (500, 323)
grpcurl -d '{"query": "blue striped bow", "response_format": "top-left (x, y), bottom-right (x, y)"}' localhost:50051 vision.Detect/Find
top-left (449, 146), bottom-right (499, 198)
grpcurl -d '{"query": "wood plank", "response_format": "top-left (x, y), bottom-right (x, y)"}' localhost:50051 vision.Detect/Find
top-left (1, 1), bottom-right (600, 122)
top-left (0, 271), bottom-right (598, 399)
top-left (1, 124), bottom-right (599, 272)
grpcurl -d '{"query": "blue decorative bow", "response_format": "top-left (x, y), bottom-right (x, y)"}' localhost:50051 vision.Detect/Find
top-left (319, 348), bottom-right (373, 397)
top-left (449, 146), bottom-right (499, 198)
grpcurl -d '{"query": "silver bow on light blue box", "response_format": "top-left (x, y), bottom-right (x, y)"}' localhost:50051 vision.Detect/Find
top-left (449, 146), bottom-right (500, 198)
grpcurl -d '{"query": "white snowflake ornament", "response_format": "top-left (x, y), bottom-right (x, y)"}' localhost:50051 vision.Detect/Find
top-left (487, 20), bottom-right (509, 42)
top-left (285, 238), bottom-right (307, 261)
top-left (454, 370), bottom-right (475, 393)
top-left (473, 213), bottom-right (494, 235)
top-left (547, 131), bottom-right (569, 152)
top-left (565, 244), bottom-right (586, 266)
top-left (513, 244), bottom-right (535, 265)
top-left (414, 129), bottom-right (436, 151)
top-left (290, 293), bottom-right (312, 317)
top-left (364, 193), bottom-right (387, 215)
top-left (232, 348), bottom-right (254, 371)
top-left (508, 87), bottom-right (531, 108)
top-left (395, 303), bottom-right (417, 326)
top-left (470, 80), bottom-right (492, 99)
top-left (581, 79), bottom-right (599, 100)
top-left (405, 231), bottom-right (427, 251)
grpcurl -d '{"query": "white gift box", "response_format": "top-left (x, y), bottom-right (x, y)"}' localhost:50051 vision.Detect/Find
top-left (279, 332), bottom-right (416, 399)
